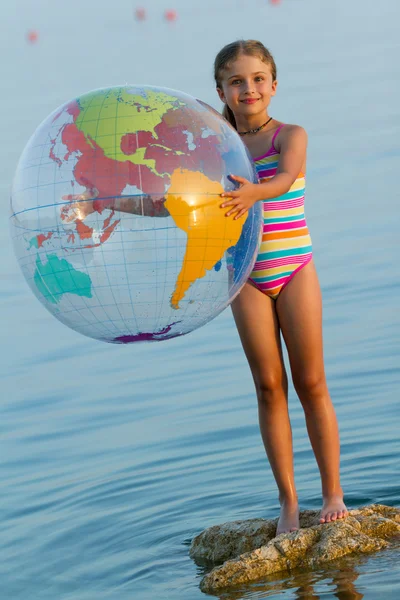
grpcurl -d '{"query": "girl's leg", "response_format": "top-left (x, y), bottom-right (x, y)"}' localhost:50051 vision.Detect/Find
top-left (231, 282), bottom-right (299, 534)
top-left (276, 261), bottom-right (348, 523)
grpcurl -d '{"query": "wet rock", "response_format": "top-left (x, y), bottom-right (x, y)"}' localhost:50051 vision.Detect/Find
top-left (189, 504), bottom-right (400, 593)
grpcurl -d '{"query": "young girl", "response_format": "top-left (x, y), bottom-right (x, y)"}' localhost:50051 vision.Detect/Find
top-left (215, 40), bottom-right (348, 534)
top-left (62, 41), bottom-right (347, 535)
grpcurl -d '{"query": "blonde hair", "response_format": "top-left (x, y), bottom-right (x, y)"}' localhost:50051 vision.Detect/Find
top-left (214, 40), bottom-right (277, 129)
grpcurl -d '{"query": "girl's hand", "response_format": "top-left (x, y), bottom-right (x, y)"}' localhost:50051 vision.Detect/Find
top-left (220, 175), bottom-right (260, 219)
top-left (60, 187), bottom-right (99, 223)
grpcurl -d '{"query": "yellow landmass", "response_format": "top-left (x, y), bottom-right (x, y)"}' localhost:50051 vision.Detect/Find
top-left (165, 169), bottom-right (247, 309)
top-left (75, 88), bottom-right (184, 175)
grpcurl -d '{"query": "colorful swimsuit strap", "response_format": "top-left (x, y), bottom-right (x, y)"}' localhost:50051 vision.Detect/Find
top-left (271, 123), bottom-right (286, 152)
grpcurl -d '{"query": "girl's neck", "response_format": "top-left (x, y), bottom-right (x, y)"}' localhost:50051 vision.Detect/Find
top-left (235, 113), bottom-right (272, 134)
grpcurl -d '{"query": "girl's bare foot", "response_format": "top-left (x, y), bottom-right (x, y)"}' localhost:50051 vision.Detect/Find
top-left (276, 499), bottom-right (299, 535)
top-left (320, 494), bottom-right (348, 523)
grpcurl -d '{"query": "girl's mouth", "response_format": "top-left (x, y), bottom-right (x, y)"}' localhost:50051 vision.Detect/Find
top-left (242, 98), bottom-right (259, 104)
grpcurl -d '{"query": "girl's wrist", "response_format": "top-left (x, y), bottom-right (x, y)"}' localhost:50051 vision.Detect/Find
top-left (255, 182), bottom-right (268, 202)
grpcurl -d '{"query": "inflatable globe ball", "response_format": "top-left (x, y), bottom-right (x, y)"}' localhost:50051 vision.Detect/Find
top-left (10, 85), bottom-right (262, 343)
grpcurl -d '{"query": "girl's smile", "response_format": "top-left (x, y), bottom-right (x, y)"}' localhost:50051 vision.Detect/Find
top-left (216, 55), bottom-right (277, 130)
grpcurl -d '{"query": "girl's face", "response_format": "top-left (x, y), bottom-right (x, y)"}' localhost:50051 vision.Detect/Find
top-left (217, 54), bottom-right (277, 120)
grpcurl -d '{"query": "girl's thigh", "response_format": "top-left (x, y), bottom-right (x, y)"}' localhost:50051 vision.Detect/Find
top-left (231, 282), bottom-right (286, 386)
top-left (276, 260), bottom-right (326, 384)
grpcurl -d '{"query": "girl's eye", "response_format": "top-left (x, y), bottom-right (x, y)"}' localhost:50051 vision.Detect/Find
top-left (255, 76), bottom-right (264, 82)
top-left (231, 79), bottom-right (241, 85)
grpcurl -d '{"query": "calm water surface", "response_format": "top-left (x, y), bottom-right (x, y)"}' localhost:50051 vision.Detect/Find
top-left (1, 1), bottom-right (399, 598)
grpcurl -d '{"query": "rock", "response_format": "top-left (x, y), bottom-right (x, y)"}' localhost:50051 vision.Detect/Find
top-left (189, 518), bottom-right (278, 564)
top-left (189, 504), bottom-right (400, 593)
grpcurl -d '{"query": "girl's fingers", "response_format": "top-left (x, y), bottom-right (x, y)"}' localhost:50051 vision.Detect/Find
top-left (226, 205), bottom-right (242, 217)
top-left (229, 174), bottom-right (247, 184)
top-left (234, 209), bottom-right (247, 220)
top-left (221, 198), bottom-right (240, 208)
top-left (220, 192), bottom-right (239, 200)
top-left (224, 205), bottom-right (239, 215)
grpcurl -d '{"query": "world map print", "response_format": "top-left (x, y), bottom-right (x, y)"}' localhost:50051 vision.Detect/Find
top-left (10, 86), bottom-right (262, 342)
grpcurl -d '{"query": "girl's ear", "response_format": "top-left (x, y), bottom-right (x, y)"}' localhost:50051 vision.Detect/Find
top-left (216, 87), bottom-right (226, 103)
top-left (271, 80), bottom-right (278, 96)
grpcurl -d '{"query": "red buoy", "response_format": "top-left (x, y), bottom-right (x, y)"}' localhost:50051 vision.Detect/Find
top-left (134, 7), bottom-right (146, 21)
top-left (26, 30), bottom-right (39, 44)
top-left (269, 0), bottom-right (281, 5)
top-left (164, 9), bottom-right (177, 22)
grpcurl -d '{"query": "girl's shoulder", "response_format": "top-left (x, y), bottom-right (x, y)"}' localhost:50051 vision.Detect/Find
top-left (274, 123), bottom-right (308, 152)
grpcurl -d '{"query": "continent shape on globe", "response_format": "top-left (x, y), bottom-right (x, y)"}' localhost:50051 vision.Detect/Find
top-left (165, 169), bottom-right (246, 309)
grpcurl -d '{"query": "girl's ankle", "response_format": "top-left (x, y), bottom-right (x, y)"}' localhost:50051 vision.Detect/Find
top-left (279, 494), bottom-right (298, 507)
top-left (322, 488), bottom-right (344, 501)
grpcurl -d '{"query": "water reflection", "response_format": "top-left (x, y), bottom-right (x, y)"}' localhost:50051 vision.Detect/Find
top-left (213, 555), bottom-right (367, 599)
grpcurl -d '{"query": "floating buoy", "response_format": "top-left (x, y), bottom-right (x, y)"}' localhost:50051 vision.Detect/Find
top-left (134, 7), bottom-right (146, 21)
top-left (269, 0), bottom-right (281, 4)
top-left (26, 30), bottom-right (39, 44)
top-left (164, 9), bottom-right (177, 22)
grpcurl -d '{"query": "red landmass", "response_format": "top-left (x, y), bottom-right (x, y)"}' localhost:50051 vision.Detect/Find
top-left (56, 121), bottom-right (169, 211)
top-left (120, 132), bottom-right (138, 155)
top-left (49, 141), bottom-right (62, 167)
top-left (103, 209), bottom-right (116, 229)
top-left (69, 211), bottom-right (120, 247)
top-left (52, 100), bottom-right (80, 124)
top-left (120, 130), bottom-right (154, 155)
top-left (36, 232), bottom-right (53, 247)
top-left (148, 107), bottom-right (225, 181)
top-left (66, 100), bottom-right (81, 120)
top-left (75, 220), bottom-right (93, 240)
top-left (100, 216), bottom-right (120, 244)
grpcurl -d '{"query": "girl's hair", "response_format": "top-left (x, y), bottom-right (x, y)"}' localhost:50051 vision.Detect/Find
top-left (214, 40), bottom-right (277, 129)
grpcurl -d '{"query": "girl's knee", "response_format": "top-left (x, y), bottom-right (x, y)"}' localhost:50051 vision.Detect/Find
top-left (292, 370), bottom-right (327, 404)
top-left (254, 370), bottom-right (288, 406)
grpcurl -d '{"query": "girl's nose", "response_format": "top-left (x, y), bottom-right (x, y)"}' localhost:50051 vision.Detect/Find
top-left (243, 81), bottom-right (255, 94)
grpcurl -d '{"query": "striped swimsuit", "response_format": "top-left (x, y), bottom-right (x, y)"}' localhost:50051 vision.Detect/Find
top-left (249, 124), bottom-right (313, 299)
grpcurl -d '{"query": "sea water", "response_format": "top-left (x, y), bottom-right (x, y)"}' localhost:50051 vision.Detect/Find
top-left (1, 0), bottom-right (399, 598)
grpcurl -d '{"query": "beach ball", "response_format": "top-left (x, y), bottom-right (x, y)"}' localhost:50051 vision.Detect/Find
top-left (10, 85), bottom-right (262, 343)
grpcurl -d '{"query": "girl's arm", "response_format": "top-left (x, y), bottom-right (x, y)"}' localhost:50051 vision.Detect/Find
top-left (265, 125), bottom-right (307, 193)
top-left (221, 125), bottom-right (308, 219)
